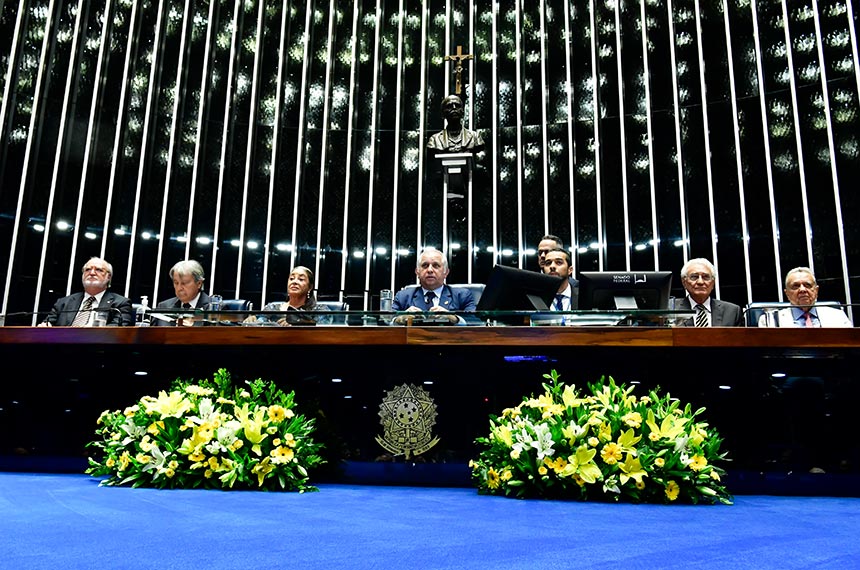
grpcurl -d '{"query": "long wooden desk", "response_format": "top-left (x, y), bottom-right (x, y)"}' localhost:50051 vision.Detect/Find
top-left (2, 326), bottom-right (859, 488)
top-left (2, 325), bottom-right (858, 347)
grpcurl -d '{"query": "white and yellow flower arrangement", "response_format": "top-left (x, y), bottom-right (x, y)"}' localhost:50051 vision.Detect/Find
top-left (86, 368), bottom-right (324, 492)
top-left (470, 370), bottom-right (732, 504)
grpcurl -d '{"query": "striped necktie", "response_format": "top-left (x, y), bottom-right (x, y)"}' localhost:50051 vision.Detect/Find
top-left (71, 296), bottom-right (95, 327)
top-left (695, 304), bottom-right (708, 328)
top-left (555, 294), bottom-right (565, 311)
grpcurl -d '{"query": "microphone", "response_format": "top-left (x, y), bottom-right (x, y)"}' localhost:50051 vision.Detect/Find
top-left (42, 306), bottom-right (129, 327)
top-left (0, 311), bottom-right (52, 327)
top-left (98, 306), bottom-right (129, 326)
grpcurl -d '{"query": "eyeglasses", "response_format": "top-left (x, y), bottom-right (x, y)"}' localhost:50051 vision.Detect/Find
top-left (787, 281), bottom-right (817, 291)
top-left (685, 273), bottom-right (713, 282)
top-left (83, 266), bottom-right (108, 275)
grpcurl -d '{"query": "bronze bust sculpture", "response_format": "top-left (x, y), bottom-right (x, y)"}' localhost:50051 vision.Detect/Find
top-left (427, 94), bottom-right (484, 154)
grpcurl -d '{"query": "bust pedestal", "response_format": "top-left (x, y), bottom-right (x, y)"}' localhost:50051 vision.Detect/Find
top-left (434, 152), bottom-right (473, 277)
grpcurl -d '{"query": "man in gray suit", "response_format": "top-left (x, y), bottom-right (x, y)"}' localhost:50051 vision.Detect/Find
top-left (39, 257), bottom-right (133, 326)
top-left (675, 258), bottom-right (743, 327)
top-left (153, 259), bottom-right (212, 326)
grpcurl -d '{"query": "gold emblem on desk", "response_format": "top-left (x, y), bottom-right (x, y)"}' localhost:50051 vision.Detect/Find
top-left (375, 384), bottom-right (440, 459)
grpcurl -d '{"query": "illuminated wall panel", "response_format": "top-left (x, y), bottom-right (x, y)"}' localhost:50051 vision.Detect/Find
top-left (0, 0), bottom-right (858, 322)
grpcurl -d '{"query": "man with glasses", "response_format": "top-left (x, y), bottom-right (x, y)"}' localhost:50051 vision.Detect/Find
top-left (39, 257), bottom-right (134, 326)
top-left (759, 266), bottom-right (851, 327)
top-left (675, 258), bottom-right (742, 327)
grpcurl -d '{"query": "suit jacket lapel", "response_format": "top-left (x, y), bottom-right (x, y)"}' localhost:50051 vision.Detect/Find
top-left (413, 288), bottom-right (427, 310)
top-left (710, 300), bottom-right (721, 326)
top-left (62, 292), bottom-right (86, 326)
top-left (439, 286), bottom-right (452, 310)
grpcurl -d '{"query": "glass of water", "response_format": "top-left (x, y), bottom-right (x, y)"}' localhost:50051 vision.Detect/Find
top-left (209, 294), bottom-right (223, 322)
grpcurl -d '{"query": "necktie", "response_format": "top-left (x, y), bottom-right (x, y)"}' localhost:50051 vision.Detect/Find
top-left (804, 312), bottom-right (813, 327)
top-left (424, 291), bottom-right (436, 309)
top-left (71, 296), bottom-right (95, 327)
top-left (182, 302), bottom-right (192, 309)
top-left (695, 304), bottom-right (708, 328)
top-left (555, 294), bottom-right (565, 311)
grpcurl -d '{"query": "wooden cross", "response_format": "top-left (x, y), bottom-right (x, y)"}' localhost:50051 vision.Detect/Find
top-left (444, 45), bottom-right (473, 95)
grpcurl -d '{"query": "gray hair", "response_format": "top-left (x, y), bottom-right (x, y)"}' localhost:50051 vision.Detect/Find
top-left (416, 246), bottom-right (449, 272)
top-left (82, 257), bottom-right (113, 287)
top-left (681, 258), bottom-right (716, 280)
top-left (784, 266), bottom-right (816, 288)
top-left (169, 260), bottom-right (205, 283)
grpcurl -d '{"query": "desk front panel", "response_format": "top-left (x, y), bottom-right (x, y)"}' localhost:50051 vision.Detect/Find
top-left (1, 327), bottom-right (858, 479)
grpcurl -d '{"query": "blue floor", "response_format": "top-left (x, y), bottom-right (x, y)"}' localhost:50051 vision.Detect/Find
top-left (2, 472), bottom-right (859, 569)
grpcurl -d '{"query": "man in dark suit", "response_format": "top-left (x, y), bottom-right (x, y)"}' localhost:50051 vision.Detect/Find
top-left (39, 257), bottom-right (133, 326)
top-left (153, 260), bottom-right (211, 326)
top-left (536, 234), bottom-right (564, 269)
top-left (392, 247), bottom-right (476, 324)
top-left (541, 248), bottom-right (579, 310)
top-left (675, 258), bottom-right (743, 327)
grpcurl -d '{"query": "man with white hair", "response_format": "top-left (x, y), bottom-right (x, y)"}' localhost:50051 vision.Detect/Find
top-left (759, 266), bottom-right (852, 327)
top-left (675, 258), bottom-right (743, 327)
top-left (391, 247), bottom-right (476, 325)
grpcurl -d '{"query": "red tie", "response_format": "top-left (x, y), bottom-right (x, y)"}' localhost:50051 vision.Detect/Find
top-left (804, 312), bottom-right (813, 327)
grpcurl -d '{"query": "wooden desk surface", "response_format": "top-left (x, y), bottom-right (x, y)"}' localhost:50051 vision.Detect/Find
top-left (1, 326), bottom-right (858, 348)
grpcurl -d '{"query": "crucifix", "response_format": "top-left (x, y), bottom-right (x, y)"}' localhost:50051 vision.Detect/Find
top-left (444, 45), bottom-right (473, 95)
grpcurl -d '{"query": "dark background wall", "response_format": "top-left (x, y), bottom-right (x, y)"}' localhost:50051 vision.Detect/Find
top-left (1, 0), bottom-right (858, 322)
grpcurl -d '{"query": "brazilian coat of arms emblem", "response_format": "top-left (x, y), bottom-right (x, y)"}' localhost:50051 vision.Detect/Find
top-left (375, 383), bottom-right (440, 459)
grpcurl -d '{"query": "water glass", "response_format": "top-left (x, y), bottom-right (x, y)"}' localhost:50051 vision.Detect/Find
top-left (210, 294), bottom-right (223, 322)
top-left (380, 289), bottom-right (393, 312)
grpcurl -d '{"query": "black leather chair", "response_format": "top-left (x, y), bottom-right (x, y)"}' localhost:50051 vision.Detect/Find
top-left (448, 283), bottom-right (486, 306)
top-left (743, 301), bottom-right (843, 327)
top-left (315, 300), bottom-right (350, 325)
top-left (399, 283), bottom-right (486, 306)
top-left (219, 299), bottom-right (253, 321)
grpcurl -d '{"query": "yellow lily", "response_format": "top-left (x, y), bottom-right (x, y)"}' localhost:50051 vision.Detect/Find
top-left (251, 457), bottom-right (275, 486)
top-left (562, 444), bottom-right (602, 484)
top-left (619, 453), bottom-right (648, 486)
top-left (238, 404), bottom-right (269, 456)
top-left (645, 409), bottom-right (689, 440)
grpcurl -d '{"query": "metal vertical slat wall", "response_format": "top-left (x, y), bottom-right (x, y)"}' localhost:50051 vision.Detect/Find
top-left (0, 0), bottom-right (858, 323)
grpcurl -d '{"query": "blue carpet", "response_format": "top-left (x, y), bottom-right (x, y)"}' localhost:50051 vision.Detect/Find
top-left (1, 472), bottom-right (858, 569)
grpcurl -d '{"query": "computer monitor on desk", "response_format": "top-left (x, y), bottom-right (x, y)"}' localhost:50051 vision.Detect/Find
top-left (578, 271), bottom-right (673, 311)
top-left (476, 265), bottom-right (564, 313)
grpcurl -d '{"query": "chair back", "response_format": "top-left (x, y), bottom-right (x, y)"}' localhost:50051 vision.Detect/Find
top-left (315, 300), bottom-right (350, 324)
top-left (744, 301), bottom-right (843, 327)
top-left (400, 283), bottom-right (485, 306)
top-left (448, 283), bottom-right (486, 306)
top-left (220, 299), bottom-right (253, 320)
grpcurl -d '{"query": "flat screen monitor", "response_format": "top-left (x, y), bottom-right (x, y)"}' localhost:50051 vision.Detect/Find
top-left (476, 265), bottom-right (565, 312)
top-left (578, 271), bottom-right (673, 311)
